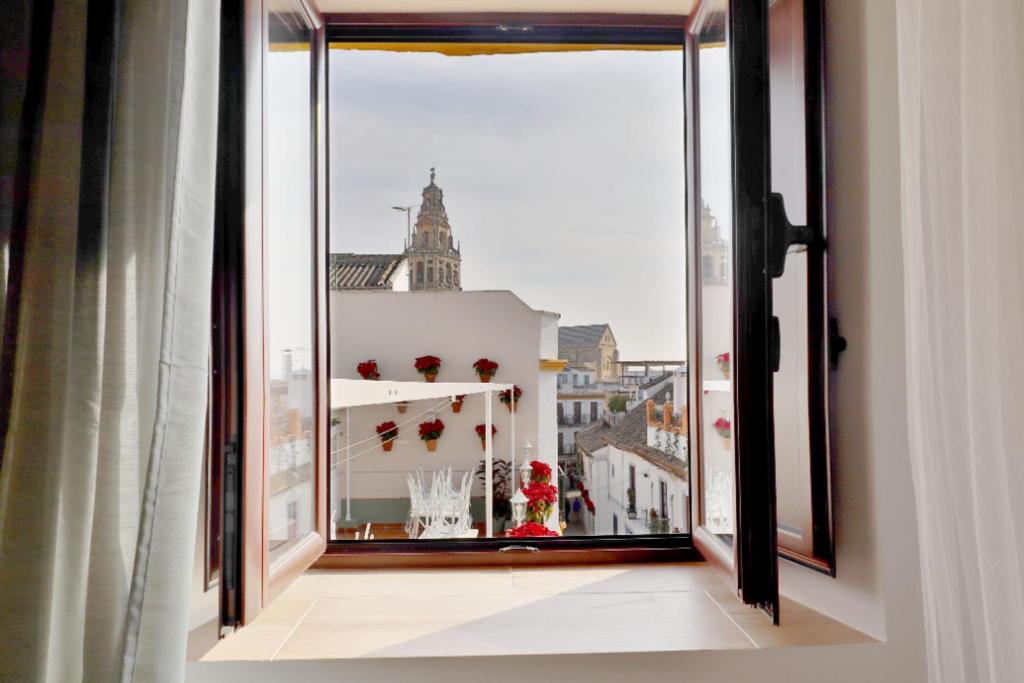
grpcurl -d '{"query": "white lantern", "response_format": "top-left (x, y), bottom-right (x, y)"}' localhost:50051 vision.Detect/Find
top-left (519, 460), bottom-right (533, 488)
top-left (511, 489), bottom-right (528, 526)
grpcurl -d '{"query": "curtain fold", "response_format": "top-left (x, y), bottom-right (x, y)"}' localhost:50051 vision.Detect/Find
top-left (895, 1), bottom-right (1024, 682)
top-left (0, 0), bottom-right (220, 680)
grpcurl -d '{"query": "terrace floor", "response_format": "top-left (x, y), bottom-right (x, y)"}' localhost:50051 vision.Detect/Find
top-left (196, 563), bottom-right (874, 661)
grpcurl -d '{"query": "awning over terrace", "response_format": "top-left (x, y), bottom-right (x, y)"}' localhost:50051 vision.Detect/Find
top-left (330, 379), bottom-right (516, 538)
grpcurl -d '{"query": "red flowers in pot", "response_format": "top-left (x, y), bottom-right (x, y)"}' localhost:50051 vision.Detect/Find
top-left (375, 421), bottom-right (398, 452)
top-left (451, 394), bottom-right (466, 413)
top-left (505, 521), bottom-right (559, 538)
top-left (414, 355), bottom-right (442, 382)
top-left (498, 385), bottom-right (522, 412)
top-left (528, 459), bottom-right (552, 484)
top-left (357, 359), bottom-right (380, 380)
top-left (418, 419), bottom-right (445, 452)
top-left (475, 423), bottom-right (497, 450)
top-left (522, 481), bottom-right (558, 523)
top-left (473, 358), bottom-right (499, 382)
top-left (715, 352), bottom-right (730, 378)
top-left (713, 417), bottom-right (731, 438)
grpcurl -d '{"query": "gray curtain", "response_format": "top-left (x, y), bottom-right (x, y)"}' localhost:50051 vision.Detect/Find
top-left (0, 0), bottom-right (221, 680)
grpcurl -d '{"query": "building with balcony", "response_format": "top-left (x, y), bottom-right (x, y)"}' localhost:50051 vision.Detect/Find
top-left (574, 384), bottom-right (689, 537)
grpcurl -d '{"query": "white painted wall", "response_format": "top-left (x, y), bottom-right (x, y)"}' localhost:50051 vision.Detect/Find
top-left (188, 3), bottom-right (928, 679)
top-left (582, 444), bottom-right (689, 537)
top-left (329, 290), bottom-right (559, 529)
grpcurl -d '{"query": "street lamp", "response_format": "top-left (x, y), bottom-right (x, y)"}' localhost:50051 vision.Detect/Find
top-left (511, 489), bottom-right (528, 527)
top-left (519, 460), bottom-right (533, 488)
top-left (392, 205), bottom-right (414, 249)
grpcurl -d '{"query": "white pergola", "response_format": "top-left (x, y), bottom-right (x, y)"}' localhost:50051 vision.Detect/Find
top-left (330, 378), bottom-right (516, 538)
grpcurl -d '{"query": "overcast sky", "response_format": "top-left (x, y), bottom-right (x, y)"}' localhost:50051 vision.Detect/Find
top-left (327, 47), bottom-right (689, 361)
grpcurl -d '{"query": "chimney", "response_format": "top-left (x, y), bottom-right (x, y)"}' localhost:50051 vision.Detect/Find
top-left (663, 402), bottom-right (673, 429)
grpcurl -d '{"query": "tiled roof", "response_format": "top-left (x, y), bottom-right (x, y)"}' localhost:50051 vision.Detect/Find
top-left (558, 324), bottom-right (609, 347)
top-left (575, 384), bottom-right (688, 480)
top-left (329, 253), bottom-right (405, 290)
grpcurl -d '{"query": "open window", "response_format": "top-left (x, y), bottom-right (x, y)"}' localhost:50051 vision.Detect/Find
top-left (208, 2), bottom-right (836, 630)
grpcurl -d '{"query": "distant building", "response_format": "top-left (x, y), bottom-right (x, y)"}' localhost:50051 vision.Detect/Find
top-left (329, 253), bottom-right (409, 291)
top-left (701, 201), bottom-right (729, 285)
top-left (404, 168), bottom-right (462, 291)
top-left (556, 366), bottom-right (607, 459)
top-left (558, 324), bottom-right (620, 383)
top-left (574, 384), bottom-right (689, 537)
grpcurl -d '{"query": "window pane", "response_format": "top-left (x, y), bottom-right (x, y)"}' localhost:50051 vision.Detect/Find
top-left (697, 7), bottom-right (736, 540)
top-left (265, 7), bottom-right (315, 563)
top-left (327, 45), bottom-right (689, 540)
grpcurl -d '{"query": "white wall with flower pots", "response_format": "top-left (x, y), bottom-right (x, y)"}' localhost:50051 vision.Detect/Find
top-left (329, 289), bottom-right (560, 533)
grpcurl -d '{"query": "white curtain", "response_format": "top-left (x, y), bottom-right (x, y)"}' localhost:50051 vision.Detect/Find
top-left (0, 0), bottom-right (220, 680)
top-left (895, 1), bottom-right (1024, 681)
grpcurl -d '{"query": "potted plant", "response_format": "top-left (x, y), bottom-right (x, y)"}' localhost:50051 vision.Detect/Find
top-left (418, 419), bottom-right (445, 452)
top-left (396, 401), bottom-right (409, 414)
top-left (475, 423), bottom-right (497, 450)
top-left (626, 487), bottom-right (637, 517)
top-left (475, 458), bottom-right (512, 530)
top-left (451, 394), bottom-right (466, 413)
top-left (522, 480), bottom-right (558, 524)
top-left (473, 358), bottom-right (499, 382)
top-left (356, 359), bottom-right (380, 380)
top-left (715, 352), bottom-right (730, 379)
top-left (713, 417), bottom-right (732, 449)
top-left (498, 385), bottom-right (522, 413)
top-left (375, 421), bottom-right (399, 452)
top-left (414, 355), bottom-right (442, 382)
top-left (528, 460), bottom-right (552, 484)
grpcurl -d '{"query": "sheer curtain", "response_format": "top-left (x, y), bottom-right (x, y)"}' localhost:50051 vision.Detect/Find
top-left (895, 1), bottom-right (1024, 681)
top-left (0, 0), bottom-right (220, 680)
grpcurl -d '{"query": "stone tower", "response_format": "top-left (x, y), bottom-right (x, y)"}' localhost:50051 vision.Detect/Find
top-left (700, 201), bottom-right (729, 285)
top-left (405, 168), bottom-right (462, 291)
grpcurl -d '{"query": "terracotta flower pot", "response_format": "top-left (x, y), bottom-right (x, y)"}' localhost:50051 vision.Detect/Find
top-left (396, 401), bottom-right (408, 414)
top-left (722, 436), bottom-right (732, 450)
top-left (425, 438), bottom-right (438, 452)
top-left (382, 440), bottom-right (394, 452)
top-left (424, 371), bottom-right (438, 383)
top-left (479, 438), bottom-right (487, 451)
top-left (479, 373), bottom-right (492, 383)
top-left (451, 401), bottom-right (463, 413)
top-left (504, 402), bottom-right (517, 413)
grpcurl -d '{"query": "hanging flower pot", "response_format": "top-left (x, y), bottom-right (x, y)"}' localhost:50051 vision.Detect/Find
top-left (713, 417), bottom-right (732, 450)
top-left (376, 421), bottom-right (398, 453)
top-left (451, 394), bottom-right (466, 413)
top-left (715, 352), bottom-right (730, 379)
top-left (415, 355), bottom-right (442, 383)
top-left (499, 385), bottom-right (522, 413)
top-left (473, 358), bottom-right (499, 383)
top-left (418, 419), bottom-right (444, 452)
top-left (475, 423), bottom-right (497, 451)
top-left (357, 359), bottom-right (380, 380)
top-left (396, 401), bottom-right (409, 414)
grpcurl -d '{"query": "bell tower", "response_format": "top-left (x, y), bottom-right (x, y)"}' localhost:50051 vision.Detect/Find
top-left (405, 168), bottom-right (463, 291)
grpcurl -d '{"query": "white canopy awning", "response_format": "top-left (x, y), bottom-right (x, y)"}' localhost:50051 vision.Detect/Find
top-left (331, 378), bottom-right (517, 539)
top-left (330, 378), bottom-right (514, 410)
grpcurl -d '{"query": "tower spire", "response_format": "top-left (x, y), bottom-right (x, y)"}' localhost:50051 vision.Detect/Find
top-left (429, 167), bottom-right (436, 185)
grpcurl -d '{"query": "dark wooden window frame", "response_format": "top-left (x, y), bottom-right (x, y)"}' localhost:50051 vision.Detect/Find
top-left (318, 12), bottom-right (701, 568)
top-left (684, 0), bottom-right (834, 580)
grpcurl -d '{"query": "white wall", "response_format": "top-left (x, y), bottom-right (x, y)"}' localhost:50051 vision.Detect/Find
top-left (188, 2), bottom-right (928, 679)
top-left (329, 290), bottom-right (559, 528)
top-left (583, 445), bottom-right (689, 536)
